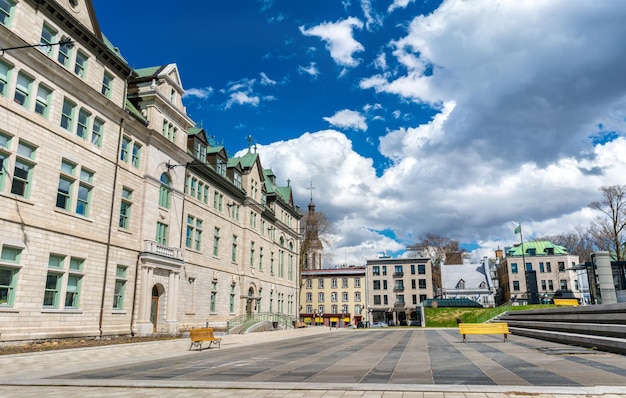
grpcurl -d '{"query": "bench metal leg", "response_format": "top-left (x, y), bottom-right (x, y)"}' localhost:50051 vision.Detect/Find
top-left (504, 333), bottom-right (508, 342)
top-left (463, 334), bottom-right (466, 343)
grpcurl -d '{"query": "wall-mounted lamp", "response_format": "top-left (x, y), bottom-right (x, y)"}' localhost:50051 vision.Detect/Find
top-left (0, 35), bottom-right (74, 55)
top-left (165, 160), bottom-right (186, 171)
top-left (226, 202), bottom-right (236, 209)
top-left (267, 226), bottom-right (276, 232)
top-left (188, 277), bottom-right (196, 284)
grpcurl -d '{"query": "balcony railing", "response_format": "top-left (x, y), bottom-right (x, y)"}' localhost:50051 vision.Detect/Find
top-left (143, 240), bottom-right (183, 260)
top-left (394, 301), bottom-right (406, 308)
top-left (393, 287), bottom-right (405, 292)
top-left (393, 272), bottom-right (404, 278)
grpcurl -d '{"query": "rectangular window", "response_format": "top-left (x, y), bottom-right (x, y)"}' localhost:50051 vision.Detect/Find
top-left (0, 59), bottom-right (11, 97)
top-left (374, 295), bottom-right (381, 305)
top-left (342, 278), bottom-right (348, 288)
top-left (156, 222), bottom-right (168, 245)
top-left (306, 292), bottom-right (312, 302)
top-left (14, 72), bottom-right (33, 108)
top-left (43, 273), bottom-right (61, 307)
top-left (74, 50), bottom-right (88, 78)
top-left (511, 263), bottom-right (518, 274)
top-left (57, 40), bottom-right (72, 67)
top-left (418, 264), bottom-right (426, 274)
top-left (230, 286), bottom-right (235, 313)
top-left (548, 280), bottom-right (554, 290)
top-left (132, 143), bottom-right (141, 168)
top-left (513, 281), bottom-right (520, 291)
top-left (91, 118), bottom-right (104, 147)
top-left (342, 292), bottom-right (348, 302)
top-left (382, 266), bottom-right (387, 276)
top-left (120, 136), bottom-right (130, 162)
top-left (558, 262), bottom-right (565, 272)
top-left (546, 262), bottom-right (552, 272)
top-left (76, 168), bottom-right (93, 216)
top-left (56, 175), bottom-right (73, 210)
top-left (64, 274), bottom-right (81, 308)
top-left (0, 266), bottom-right (17, 306)
top-left (418, 279), bottom-right (427, 289)
top-left (0, 245), bottom-right (21, 263)
top-left (210, 281), bottom-right (217, 312)
top-left (34, 84), bottom-right (52, 118)
top-left (101, 72), bottom-right (113, 98)
top-left (119, 187), bottom-right (132, 229)
top-left (318, 278), bottom-right (324, 288)
top-left (318, 292), bottom-right (324, 302)
top-left (231, 235), bottom-right (237, 262)
top-left (185, 215), bottom-right (202, 251)
top-left (355, 291), bottom-right (361, 302)
top-left (213, 227), bottom-right (220, 256)
top-left (60, 98), bottom-right (76, 131)
top-left (113, 266), bottom-right (127, 310)
top-left (76, 108), bottom-right (90, 139)
top-left (0, 0), bottom-right (15, 27)
top-left (373, 280), bottom-right (380, 290)
top-left (11, 141), bottom-right (36, 198)
top-left (539, 262), bottom-right (545, 273)
top-left (560, 280), bottom-right (568, 290)
top-left (372, 265), bottom-right (380, 276)
top-left (331, 278), bottom-right (337, 288)
top-left (541, 280), bottom-right (547, 290)
top-left (40, 23), bottom-right (57, 57)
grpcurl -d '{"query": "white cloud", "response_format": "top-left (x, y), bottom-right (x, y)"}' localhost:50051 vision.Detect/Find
top-left (259, 72), bottom-right (277, 86)
top-left (183, 87), bottom-right (214, 99)
top-left (374, 52), bottom-right (387, 70)
top-left (225, 91), bottom-right (260, 108)
top-left (323, 109), bottom-right (368, 131)
top-left (388, 0), bottom-right (414, 13)
top-left (361, 0), bottom-right (384, 31)
top-left (249, 1), bottom-right (626, 265)
top-left (298, 62), bottom-right (320, 77)
top-left (300, 17), bottom-right (365, 67)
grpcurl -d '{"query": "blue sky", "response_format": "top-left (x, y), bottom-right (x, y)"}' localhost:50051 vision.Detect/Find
top-left (91, 0), bottom-right (626, 265)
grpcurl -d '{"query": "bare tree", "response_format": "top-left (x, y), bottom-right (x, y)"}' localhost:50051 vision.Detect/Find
top-left (538, 225), bottom-right (595, 262)
top-left (407, 234), bottom-right (461, 298)
top-left (588, 185), bottom-right (626, 260)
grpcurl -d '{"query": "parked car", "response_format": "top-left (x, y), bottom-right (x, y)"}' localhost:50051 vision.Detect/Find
top-left (371, 322), bottom-right (388, 328)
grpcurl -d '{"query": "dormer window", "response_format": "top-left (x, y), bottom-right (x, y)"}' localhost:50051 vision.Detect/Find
top-left (216, 159), bottom-right (226, 177)
top-left (234, 172), bottom-right (242, 189)
top-left (456, 279), bottom-right (465, 289)
top-left (194, 141), bottom-right (206, 163)
top-left (527, 248), bottom-right (536, 255)
top-left (545, 248), bottom-right (554, 255)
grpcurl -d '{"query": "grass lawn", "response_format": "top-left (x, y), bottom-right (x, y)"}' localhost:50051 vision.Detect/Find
top-left (424, 304), bottom-right (552, 327)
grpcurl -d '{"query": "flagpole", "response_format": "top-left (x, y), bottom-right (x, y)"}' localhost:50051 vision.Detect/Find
top-left (518, 223), bottom-right (527, 302)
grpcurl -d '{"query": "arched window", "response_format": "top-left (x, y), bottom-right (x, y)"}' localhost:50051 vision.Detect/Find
top-left (456, 279), bottom-right (466, 290)
top-left (159, 173), bottom-right (171, 209)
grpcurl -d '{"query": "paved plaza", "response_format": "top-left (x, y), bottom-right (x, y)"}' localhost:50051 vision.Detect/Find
top-left (0, 327), bottom-right (625, 397)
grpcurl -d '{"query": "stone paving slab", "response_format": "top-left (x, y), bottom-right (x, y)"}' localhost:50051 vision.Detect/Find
top-left (0, 327), bottom-right (625, 397)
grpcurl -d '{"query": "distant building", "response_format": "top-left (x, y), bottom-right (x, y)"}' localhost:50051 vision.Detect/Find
top-left (442, 258), bottom-right (495, 307)
top-left (496, 241), bottom-right (580, 304)
top-left (301, 194), bottom-right (324, 270)
top-left (300, 266), bottom-right (366, 326)
top-left (365, 257), bottom-right (433, 326)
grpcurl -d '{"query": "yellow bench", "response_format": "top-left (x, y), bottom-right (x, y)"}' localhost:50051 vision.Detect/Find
top-left (459, 323), bottom-right (510, 343)
top-left (189, 327), bottom-right (221, 351)
top-left (553, 298), bottom-right (579, 307)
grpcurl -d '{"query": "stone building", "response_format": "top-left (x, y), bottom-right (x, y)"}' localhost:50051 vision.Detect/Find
top-left (496, 241), bottom-right (580, 304)
top-left (0, 0), bottom-right (300, 341)
top-left (365, 256), bottom-right (433, 326)
top-left (300, 266), bottom-right (366, 326)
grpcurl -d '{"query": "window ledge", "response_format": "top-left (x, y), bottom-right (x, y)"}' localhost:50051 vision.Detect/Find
top-left (41, 309), bottom-right (83, 314)
top-left (0, 307), bottom-right (19, 313)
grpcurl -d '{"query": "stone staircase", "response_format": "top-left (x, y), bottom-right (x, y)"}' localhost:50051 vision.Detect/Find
top-left (496, 302), bottom-right (626, 354)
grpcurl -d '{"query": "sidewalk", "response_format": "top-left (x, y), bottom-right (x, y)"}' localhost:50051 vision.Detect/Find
top-left (0, 327), bottom-right (625, 398)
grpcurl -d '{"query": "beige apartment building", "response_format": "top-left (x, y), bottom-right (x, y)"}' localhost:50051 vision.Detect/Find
top-left (0, 0), bottom-right (300, 341)
top-left (496, 241), bottom-right (580, 304)
top-left (300, 266), bottom-right (366, 327)
top-left (366, 257), bottom-right (433, 326)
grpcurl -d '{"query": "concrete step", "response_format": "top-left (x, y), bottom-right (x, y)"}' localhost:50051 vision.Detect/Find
top-left (509, 326), bottom-right (626, 355)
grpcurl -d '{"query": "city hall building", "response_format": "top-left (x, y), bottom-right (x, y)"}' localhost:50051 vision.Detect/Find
top-left (0, 0), bottom-right (301, 341)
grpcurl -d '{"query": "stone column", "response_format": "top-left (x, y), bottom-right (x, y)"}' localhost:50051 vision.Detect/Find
top-left (594, 251), bottom-right (617, 304)
top-left (135, 266), bottom-right (154, 336)
top-left (165, 271), bottom-right (180, 333)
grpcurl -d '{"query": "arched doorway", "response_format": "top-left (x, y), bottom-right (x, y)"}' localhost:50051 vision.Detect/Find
top-left (246, 286), bottom-right (255, 317)
top-left (150, 285), bottom-right (162, 333)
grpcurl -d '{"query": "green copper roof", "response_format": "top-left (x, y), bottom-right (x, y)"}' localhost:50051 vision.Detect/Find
top-left (207, 146), bottom-right (225, 154)
top-left (188, 127), bottom-right (202, 136)
top-left (507, 240), bottom-right (569, 256)
top-left (102, 34), bottom-right (129, 64)
top-left (134, 66), bottom-right (163, 78)
top-left (125, 99), bottom-right (147, 124)
top-left (276, 186), bottom-right (292, 203)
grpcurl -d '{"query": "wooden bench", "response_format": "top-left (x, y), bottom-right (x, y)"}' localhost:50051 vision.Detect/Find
top-left (459, 322), bottom-right (509, 343)
top-left (189, 327), bottom-right (221, 351)
top-left (553, 298), bottom-right (579, 307)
